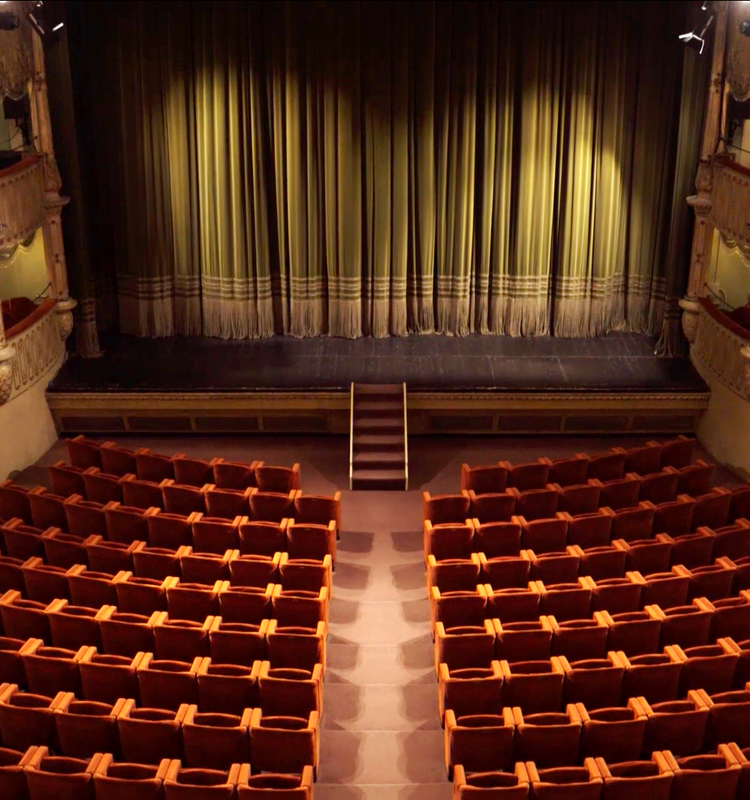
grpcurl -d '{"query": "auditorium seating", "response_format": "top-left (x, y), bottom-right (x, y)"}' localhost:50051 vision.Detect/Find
top-left (429, 437), bottom-right (750, 796)
top-left (0, 437), bottom-right (331, 794)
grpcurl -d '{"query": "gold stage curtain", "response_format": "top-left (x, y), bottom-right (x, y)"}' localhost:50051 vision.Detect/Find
top-left (71, 0), bottom-right (691, 340)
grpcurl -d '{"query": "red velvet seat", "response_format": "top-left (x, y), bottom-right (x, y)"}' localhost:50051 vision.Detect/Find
top-left (499, 658), bottom-right (565, 713)
top-left (431, 587), bottom-right (488, 629)
top-left (649, 601), bottom-right (713, 649)
top-left (597, 609), bottom-right (661, 656)
top-left (81, 468), bottom-right (125, 505)
top-left (427, 553), bottom-right (482, 593)
top-left (572, 544), bottom-right (627, 581)
top-left (638, 567), bottom-right (691, 609)
top-left (48, 462), bottom-right (86, 498)
top-left (248, 709), bottom-right (318, 777)
top-left (286, 520), bottom-right (337, 565)
top-left (120, 478), bottom-right (167, 511)
top-left (191, 516), bottom-right (242, 555)
top-left (264, 620), bottom-right (325, 672)
top-left (619, 651), bottom-right (682, 705)
top-left (147, 511), bottom-right (197, 549)
top-left (518, 517), bottom-right (567, 554)
top-left (43, 531), bottom-right (96, 570)
top-left (479, 553), bottom-right (530, 589)
top-left (198, 661), bottom-right (259, 716)
top-left (79, 651), bottom-right (142, 704)
top-left (47, 599), bottom-right (104, 650)
top-left (691, 487), bottom-right (733, 530)
top-left (585, 451), bottom-right (626, 482)
top-left (526, 763), bottom-right (602, 800)
top-left (63, 497), bottom-right (107, 538)
top-left (209, 618), bottom-right (268, 667)
top-left (0, 590), bottom-right (51, 641)
top-left (549, 482), bottom-right (601, 516)
top-left (536, 580), bottom-right (591, 622)
top-left (166, 579), bottom-right (224, 622)
top-left (137, 654), bottom-right (202, 711)
top-left (578, 700), bottom-right (648, 763)
top-left (641, 694), bottom-right (709, 756)
top-left (135, 450), bottom-right (180, 483)
top-left (510, 705), bottom-right (583, 768)
top-left (204, 488), bottom-right (252, 520)
top-left (559, 510), bottom-right (612, 550)
top-left (669, 460), bottom-right (714, 497)
top-left (444, 709), bottom-right (514, 777)
top-left (86, 539), bottom-right (139, 574)
top-left (460, 463), bottom-right (509, 494)
top-left (546, 455), bottom-right (590, 488)
top-left (21, 639), bottom-right (84, 696)
top-left (54, 693), bottom-right (121, 759)
top-left (0, 684), bottom-right (58, 751)
top-left (508, 488), bottom-right (559, 522)
top-left (472, 520), bottom-right (521, 558)
top-left (469, 491), bottom-right (517, 524)
top-left (249, 490), bottom-right (295, 523)
top-left (673, 639), bottom-right (739, 696)
top-left (162, 482), bottom-right (211, 516)
top-left (153, 614), bottom-right (213, 662)
top-left (653, 435), bottom-right (695, 469)
top-left (485, 585), bottom-right (541, 623)
top-left (615, 442), bottom-right (663, 475)
top-left (434, 620), bottom-right (496, 671)
top-left (254, 464), bottom-right (301, 494)
top-left (98, 608), bottom-right (157, 657)
top-left (173, 456), bottom-right (223, 488)
top-left (438, 660), bottom-right (504, 719)
top-left (238, 520), bottom-right (288, 557)
top-left (1, 519), bottom-right (45, 561)
top-left (218, 584), bottom-right (273, 624)
top-left (67, 565), bottom-right (118, 608)
top-left (506, 460), bottom-right (550, 491)
top-left (181, 705), bottom-right (252, 770)
top-left (608, 504), bottom-right (655, 542)
top-left (105, 503), bottom-right (159, 544)
top-left (593, 475), bottom-right (642, 511)
top-left (65, 436), bottom-right (104, 470)
top-left (99, 443), bottom-right (138, 476)
top-left (549, 615), bottom-right (608, 662)
top-left (494, 618), bottom-right (554, 663)
top-left (115, 574), bottom-right (171, 616)
top-left (638, 471), bottom-right (679, 504)
top-left (560, 653), bottom-right (624, 709)
top-left (659, 529), bottom-right (714, 569)
top-left (0, 483), bottom-right (32, 524)
top-left (650, 495), bottom-right (696, 536)
top-left (424, 520), bottom-right (475, 561)
top-left (28, 489), bottom-right (68, 532)
top-left (211, 460), bottom-right (258, 490)
top-left (133, 544), bottom-right (187, 581)
top-left (587, 575), bottom-right (642, 615)
top-left (612, 537), bottom-right (670, 574)
top-left (526, 550), bottom-right (579, 586)
top-left (92, 755), bottom-right (170, 800)
top-left (116, 700), bottom-right (186, 764)
top-left (664, 748), bottom-right (741, 800)
top-left (228, 553), bottom-right (281, 588)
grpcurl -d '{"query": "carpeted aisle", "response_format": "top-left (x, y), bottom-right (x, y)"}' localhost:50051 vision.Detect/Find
top-left (316, 489), bottom-right (451, 799)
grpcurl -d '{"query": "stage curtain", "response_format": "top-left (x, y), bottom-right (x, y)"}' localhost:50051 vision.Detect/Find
top-left (68, 0), bottom-right (691, 342)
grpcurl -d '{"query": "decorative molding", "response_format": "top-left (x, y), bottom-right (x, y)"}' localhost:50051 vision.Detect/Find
top-left (0, 156), bottom-right (44, 250)
top-left (0, 345), bottom-right (15, 406)
top-left (692, 300), bottom-right (750, 400)
top-left (6, 301), bottom-right (65, 402)
top-left (710, 158), bottom-right (750, 250)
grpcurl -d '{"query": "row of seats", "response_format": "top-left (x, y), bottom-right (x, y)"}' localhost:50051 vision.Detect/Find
top-left (428, 547), bottom-right (750, 595)
top-left (436, 600), bottom-right (750, 663)
top-left (0, 584), bottom-right (328, 645)
top-left (63, 435), bottom-right (301, 491)
top-left (0, 517), bottom-right (335, 577)
top-left (0, 665), bottom-right (321, 747)
top-left (424, 483), bottom-right (750, 532)
top-left (424, 508), bottom-right (750, 569)
top-left (460, 436), bottom-right (698, 493)
top-left (452, 748), bottom-right (749, 800)
top-left (0, 546), bottom-right (331, 593)
top-left (1, 610), bottom-right (325, 668)
top-left (444, 693), bottom-right (750, 775)
top-left (1, 630), bottom-right (323, 703)
top-left (0, 481), bottom-right (340, 534)
top-left (1, 749), bottom-right (314, 800)
top-left (438, 638), bottom-right (750, 712)
top-left (429, 571), bottom-right (747, 629)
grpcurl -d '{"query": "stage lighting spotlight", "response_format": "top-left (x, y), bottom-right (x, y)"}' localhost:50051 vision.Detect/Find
top-left (679, 30), bottom-right (706, 53)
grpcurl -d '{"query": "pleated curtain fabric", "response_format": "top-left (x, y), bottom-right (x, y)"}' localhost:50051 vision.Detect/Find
top-left (72, 0), bottom-right (693, 342)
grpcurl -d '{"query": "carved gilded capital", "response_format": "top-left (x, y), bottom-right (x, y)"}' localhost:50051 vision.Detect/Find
top-left (54, 298), bottom-right (77, 341)
top-left (687, 194), bottom-right (713, 216)
top-left (695, 159), bottom-right (713, 195)
top-left (679, 297), bottom-right (702, 344)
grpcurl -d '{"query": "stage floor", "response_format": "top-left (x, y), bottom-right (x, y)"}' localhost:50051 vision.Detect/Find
top-left (49, 332), bottom-right (707, 394)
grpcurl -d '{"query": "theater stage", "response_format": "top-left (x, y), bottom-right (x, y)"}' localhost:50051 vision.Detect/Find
top-left (46, 332), bottom-right (709, 436)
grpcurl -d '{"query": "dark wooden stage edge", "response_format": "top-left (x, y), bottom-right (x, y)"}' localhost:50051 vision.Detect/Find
top-left (46, 388), bottom-right (710, 437)
top-left (46, 332), bottom-right (710, 436)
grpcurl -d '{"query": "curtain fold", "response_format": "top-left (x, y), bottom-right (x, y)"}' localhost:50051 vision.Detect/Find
top-left (69, 0), bottom-right (692, 343)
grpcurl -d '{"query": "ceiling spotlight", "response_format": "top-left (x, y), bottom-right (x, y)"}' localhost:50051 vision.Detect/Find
top-left (742, 20), bottom-right (750, 36)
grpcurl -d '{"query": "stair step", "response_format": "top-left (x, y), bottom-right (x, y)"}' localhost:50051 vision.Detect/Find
top-left (354, 384), bottom-right (402, 396)
top-left (354, 401), bottom-right (403, 413)
top-left (351, 469), bottom-right (407, 491)
top-left (353, 434), bottom-right (405, 451)
top-left (354, 418), bottom-right (404, 432)
top-left (353, 451), bottom-right (405, 468)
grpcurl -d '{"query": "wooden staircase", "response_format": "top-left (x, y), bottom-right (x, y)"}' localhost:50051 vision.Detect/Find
top-left (349, 383), bottom-right (408, 490)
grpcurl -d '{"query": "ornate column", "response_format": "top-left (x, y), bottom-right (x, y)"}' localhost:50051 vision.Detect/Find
top-left (30, 32), bottom-right (77, 341)
top-left (682, 1), bottom-right (728, 342)
top-left (0, 291), bottom-right (15, 406)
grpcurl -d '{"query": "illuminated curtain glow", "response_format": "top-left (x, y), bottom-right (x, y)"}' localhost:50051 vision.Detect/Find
top-left (70, 0), bottom-right (695, 341)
